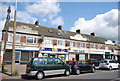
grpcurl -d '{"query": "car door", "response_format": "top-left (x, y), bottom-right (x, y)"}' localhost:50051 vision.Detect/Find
top-left (113, 60), bottom-right (119, 68)
top-left (54, 58), bottom-right (65, 70)
top-left (109, 60), bottom-right (116, 68)
top-left (77, 61), bottom-right (84, 71)
top-left (83, 62), bottom-right (92, 71)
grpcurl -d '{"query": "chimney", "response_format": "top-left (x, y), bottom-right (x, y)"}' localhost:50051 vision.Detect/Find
top-left (58, 25), bottom-right (62, 30)
top-left (90, 32), bottom-right (95, 36)
top-left (76, 29), bottom-right (81, 34)
top-left (35, 21), bottom-right (39, 26)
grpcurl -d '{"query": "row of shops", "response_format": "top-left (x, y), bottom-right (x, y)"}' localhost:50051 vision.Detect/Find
top-left (3, 45), bottom-right (120, 64)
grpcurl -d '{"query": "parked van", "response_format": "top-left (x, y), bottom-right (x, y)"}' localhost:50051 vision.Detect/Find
top-left (26, 57), bottom-right (71, 79)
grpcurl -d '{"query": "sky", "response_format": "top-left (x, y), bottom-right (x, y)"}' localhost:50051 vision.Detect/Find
top-left (0, 0), bottom-right (119, 44)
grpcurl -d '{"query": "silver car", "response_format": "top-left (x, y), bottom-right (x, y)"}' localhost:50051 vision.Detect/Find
top-left (99, 59), bottom-right (119, 70)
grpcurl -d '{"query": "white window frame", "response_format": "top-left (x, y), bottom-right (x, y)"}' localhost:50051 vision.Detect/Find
top-left (90, 43), bottom-right (95, 48)
top-left (71, 41), bottom-right (77, 47)
top-left (80, 42), bottom-right (86, 48)
top-left (57, 40), bottom-right (65, 46)
top-left (26, 36), bottom-right (36, 44)
top-left (8, 33), bottom-right (21, 43)
top-left (98, 44), bottom-right (102, 49)
top-left (44, 38), bottom-right (52, 45)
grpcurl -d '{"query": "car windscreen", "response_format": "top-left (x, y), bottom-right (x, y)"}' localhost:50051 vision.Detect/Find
top-left (101, 60), bottom-right (107, 63)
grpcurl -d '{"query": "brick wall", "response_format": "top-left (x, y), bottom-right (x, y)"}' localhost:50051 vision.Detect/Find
top-left (77, 42), bottom-right (80, 47)
top-left (20, 36), bottom-right (26, 43)
top-left (53, 40), bottom-right (57, 45)
top-left (65, 41), bottom-right (70, 47)
top-left (96, 44), bottom-right (98, 49)
top-left (86, 43), bottom-right (90, 48)
top-left (2, 33), bottom-right (8, 41)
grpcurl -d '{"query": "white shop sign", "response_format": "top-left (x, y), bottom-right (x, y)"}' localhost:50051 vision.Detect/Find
top-left (6, 45), bottom-right (39, 51)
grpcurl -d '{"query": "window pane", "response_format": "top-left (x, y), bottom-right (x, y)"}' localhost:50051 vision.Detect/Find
top-left (34, 38), bottom-right (36, 43)
top-left (9, 34), bottom-right (13, 42)
top-left (27, 37), bottom-right (33, 43)
top-left (16, 35), bottom-right (20, 43)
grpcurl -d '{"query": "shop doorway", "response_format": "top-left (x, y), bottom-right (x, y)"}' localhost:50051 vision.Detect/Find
top-left (76, 54), bottom-right (79, 61)
top-left (15, 51), bottom-right (21, 63)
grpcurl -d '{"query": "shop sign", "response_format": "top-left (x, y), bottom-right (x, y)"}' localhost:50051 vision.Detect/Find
top-left (6, 45), bottom-right (38, 51)
top-left (52, 48), bottom-right (58, 52)
top-left (73, 50), bottom-right (85, 53)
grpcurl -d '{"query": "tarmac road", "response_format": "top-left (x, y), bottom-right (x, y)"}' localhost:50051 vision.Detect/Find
top-left (2, 69), bottom-right (120, 81)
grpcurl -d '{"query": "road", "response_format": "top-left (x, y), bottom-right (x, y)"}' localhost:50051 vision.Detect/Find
top-left (2, 69), bottom-right (120, 81)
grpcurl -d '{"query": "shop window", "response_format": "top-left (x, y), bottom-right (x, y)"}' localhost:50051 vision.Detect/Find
top-left (26, 36), bottom-right (36, 44)
top-left (80, 42), bottom-right (86, 48)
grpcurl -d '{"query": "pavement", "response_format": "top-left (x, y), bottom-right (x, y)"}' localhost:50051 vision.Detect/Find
top-left (1, 65), bottom-right (100, 80)
top-left (1, 64), bottom-right (26, 79)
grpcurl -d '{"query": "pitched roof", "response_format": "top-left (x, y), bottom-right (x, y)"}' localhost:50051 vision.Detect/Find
top-left (4, 21), bottom-right (107, 43)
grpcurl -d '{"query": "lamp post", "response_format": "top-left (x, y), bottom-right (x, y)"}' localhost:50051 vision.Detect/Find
top-left (2, 6), bottom-right (11, 73)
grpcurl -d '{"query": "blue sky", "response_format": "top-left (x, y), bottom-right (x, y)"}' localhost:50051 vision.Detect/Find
top-left (0, 1), bottom-right (119, 44)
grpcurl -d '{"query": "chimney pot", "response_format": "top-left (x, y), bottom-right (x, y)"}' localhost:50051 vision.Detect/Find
top-left (76, 29), bottom-right (81, 34)
top-left (35, 21), bottom-right (39, 26)
top-left (58, 25), bottom-right (62, 30)
top-left (90, 32), bottom-right (95, 36)
top-left (113, 41), bottom-right (115, 43)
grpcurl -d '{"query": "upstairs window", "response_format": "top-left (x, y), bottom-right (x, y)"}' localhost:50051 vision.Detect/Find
top-left (8, 33), bottom-right (21, 43)
top-left (90, 44), bottom-right (95, 48)
top-left (58, 40), bottom-right (65, 46)
top-left (71, 41), bottom-right (77, 47)
top-left (26, 36), bottom-right (36, 44)
top-left (98, 44), bottom-right (102, 49)
top-left (80, 42), bottom-right (86, 48)
top-left (44, 38), bottom-right (52, 45)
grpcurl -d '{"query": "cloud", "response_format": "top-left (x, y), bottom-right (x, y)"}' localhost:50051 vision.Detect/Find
top-left (17, 11), bottom-right (37, 24)
top-left (26, 0), bottom-right (64, 25)
top-left (71, 9), bottom-right (119, 43)
top-left (0, 20), bottom-right (6, 40)
top-left (51, 16), bottom-right (64, 25)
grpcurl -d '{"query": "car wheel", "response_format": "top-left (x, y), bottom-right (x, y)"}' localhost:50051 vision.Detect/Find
top-left (91, 67), bottom-right (95, 73)
top-left (36, 71), bottom-right (44, 80)
top-left (76, 69), bottom-right (80, 75)
top-left (109, 66), bottom-right (112, 71)
top-left (64, 70), bottom-right (70, 76)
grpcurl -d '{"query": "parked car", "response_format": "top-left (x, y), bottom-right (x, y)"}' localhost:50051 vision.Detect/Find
top-left (86, 59), bottom-right (100, 66)
top-left (26, 57), bottom-right (71, 80)
top-left (67, 61), bottom-right (95, 75)
top-left (99, 59), bottom-right (120, 70)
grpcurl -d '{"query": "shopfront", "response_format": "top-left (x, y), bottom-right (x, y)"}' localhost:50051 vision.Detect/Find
top-left (90, 54), bottom-right (103, 61)
top-left (68, 52), bottom-right (88, 61)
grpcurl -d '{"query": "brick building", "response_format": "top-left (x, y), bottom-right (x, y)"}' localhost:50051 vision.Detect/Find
top-left (0, 21), bottom-right (120, 64)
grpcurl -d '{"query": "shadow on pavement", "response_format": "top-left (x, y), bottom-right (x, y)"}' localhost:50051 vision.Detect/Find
top-left (21, 74), bottom-right (67, 80)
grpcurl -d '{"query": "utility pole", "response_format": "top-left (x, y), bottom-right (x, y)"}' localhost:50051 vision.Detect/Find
top-left (2, 6), bottom-right (11, 73)
top-left (11, 10), bottom-right (16, 75)
top-left (38, 35), bottom-right (44, 57)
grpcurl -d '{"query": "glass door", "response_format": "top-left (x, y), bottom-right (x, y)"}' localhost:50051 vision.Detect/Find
top-left (15, 51), bottom-right (21, 63)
